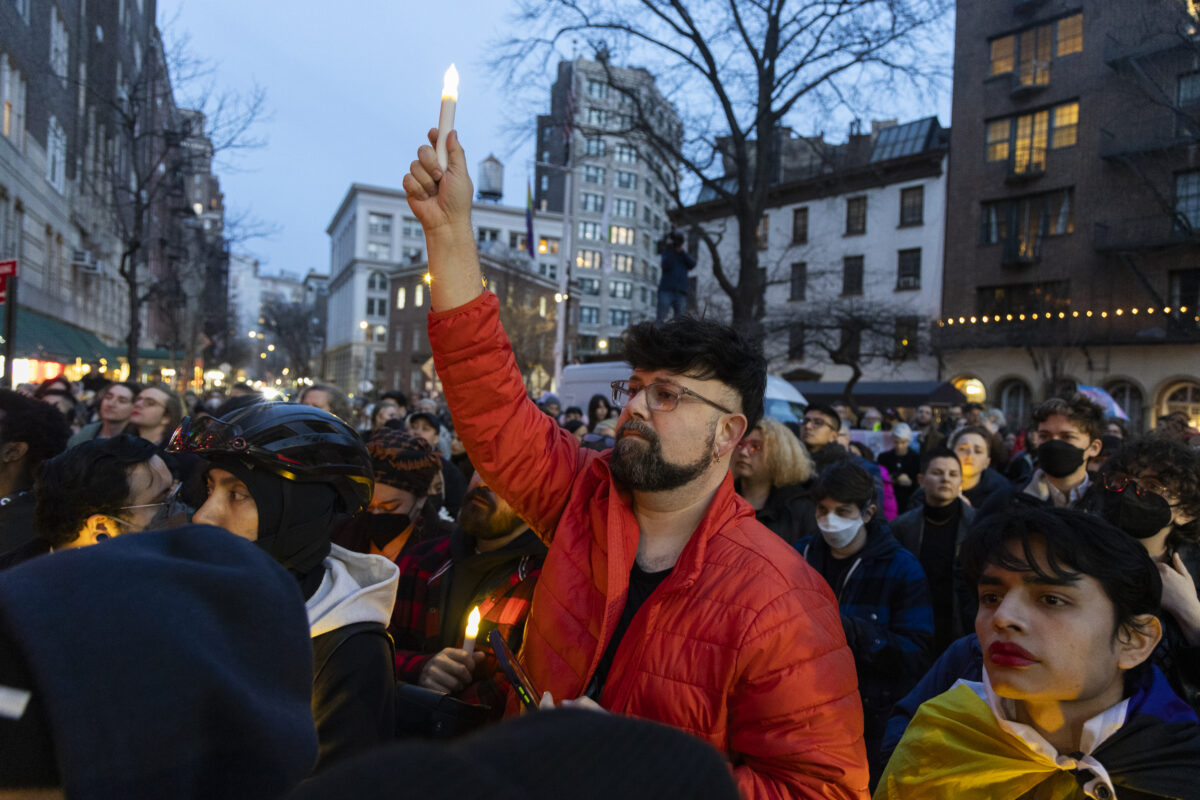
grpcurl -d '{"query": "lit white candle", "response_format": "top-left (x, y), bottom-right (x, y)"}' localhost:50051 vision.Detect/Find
top-left (462, 605), bottom-right (481, 656)
top-left (436, 63), bottom-right (459, 171)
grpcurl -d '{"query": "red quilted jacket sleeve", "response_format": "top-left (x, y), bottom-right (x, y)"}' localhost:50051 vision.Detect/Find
top-left (729, 582), bottom-right (870, 799)
top-left (428, 292), bottom-right (594, 543)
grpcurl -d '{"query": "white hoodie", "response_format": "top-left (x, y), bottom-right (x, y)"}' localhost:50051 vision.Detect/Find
top-left (306, 544), bottom-right (399, 638)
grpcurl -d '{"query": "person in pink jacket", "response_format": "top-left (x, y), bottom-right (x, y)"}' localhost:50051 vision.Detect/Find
top-left (403, 129), bottom-right (869, 799)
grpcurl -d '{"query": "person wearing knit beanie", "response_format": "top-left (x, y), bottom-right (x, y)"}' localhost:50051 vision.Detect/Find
top-left (335, 428), bottom-right (443, 559)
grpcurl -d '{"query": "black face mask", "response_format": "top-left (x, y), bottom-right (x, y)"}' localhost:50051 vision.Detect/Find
top-left (1036, 440), bottom-right (1087, 479)
top-left (427, 492), bottom-right (445, 513)
top-left (1100, 487), bottom-right (1174, 539)
top-left (362, 512), bottom-right (414, 550)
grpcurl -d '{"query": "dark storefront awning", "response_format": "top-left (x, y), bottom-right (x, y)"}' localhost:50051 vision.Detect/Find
top-left (0, 305), bottom-right (119, 363)
top-left (788, 380), bottom-right (967, 409)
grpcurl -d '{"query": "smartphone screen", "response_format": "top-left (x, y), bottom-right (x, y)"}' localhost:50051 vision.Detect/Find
top-left (489, 628), bottom-right (541, 711)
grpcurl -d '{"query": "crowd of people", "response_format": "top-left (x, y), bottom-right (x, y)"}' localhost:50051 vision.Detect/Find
top-left (2, 131), bottom-right (1200, 799)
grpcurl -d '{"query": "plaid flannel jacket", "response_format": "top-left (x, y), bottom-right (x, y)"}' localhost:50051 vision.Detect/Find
top-left (389, 530), bottom-right (545, 716)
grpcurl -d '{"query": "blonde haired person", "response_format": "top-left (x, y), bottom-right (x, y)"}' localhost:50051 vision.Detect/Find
top-left (732, 417), bottom-right (819, 545)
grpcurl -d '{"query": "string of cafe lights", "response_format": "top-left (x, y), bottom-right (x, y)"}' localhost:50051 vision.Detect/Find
top-left (939, 305), bottom-right (1197, 327)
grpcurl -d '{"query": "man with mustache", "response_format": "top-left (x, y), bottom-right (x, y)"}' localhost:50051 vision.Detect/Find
top-left (403, 130), bottom-right (868, 797)
top-left (389, 472), bottom-right (547, 720)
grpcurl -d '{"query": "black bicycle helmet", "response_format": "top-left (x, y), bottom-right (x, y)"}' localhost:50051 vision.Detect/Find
top-left (168, 402), bottom-right (373, 513)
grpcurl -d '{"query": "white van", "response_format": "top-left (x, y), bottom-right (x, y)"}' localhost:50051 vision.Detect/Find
top-left (558, 362), bottom-right (807, 423)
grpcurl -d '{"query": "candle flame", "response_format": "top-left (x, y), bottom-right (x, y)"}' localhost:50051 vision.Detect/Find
top-left (465, 606), bottom-right (481, 638)
top-left (442, 63), bottom-right (459, 101)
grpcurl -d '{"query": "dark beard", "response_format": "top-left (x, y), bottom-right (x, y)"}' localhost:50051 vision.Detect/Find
top-left (609, 418), bottom-right (715, 492)
top-left (457, 487), bottom-right (523, 541)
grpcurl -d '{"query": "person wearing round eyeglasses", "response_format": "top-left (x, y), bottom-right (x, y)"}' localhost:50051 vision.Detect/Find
top-left (1, 435), bottom-right (188, 570)
top-left (402, 131), bottom-right (869, 796)
top-left (731, 417), bottom-right (819, 545)
top-left (1090, 435), bottom-right (1200, 710)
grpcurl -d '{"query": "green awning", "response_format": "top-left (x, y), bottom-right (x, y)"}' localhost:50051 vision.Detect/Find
top-left (0, 305), bottom-right (120, 363)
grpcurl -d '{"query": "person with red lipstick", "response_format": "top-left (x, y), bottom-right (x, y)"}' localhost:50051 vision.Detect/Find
top-left (878, 506), bottom-right (1200, 799)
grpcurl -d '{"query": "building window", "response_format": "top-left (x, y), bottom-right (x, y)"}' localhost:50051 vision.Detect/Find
top-left (756, 215), bottom-right (770, 249)
top-left (396, 287), bottom-right (406, 309)
top-left (540, 175), bottom-right (549, 191)
top-left (367, 271), bottom-right (388, 290)
top-left (583, 165), bottom-right (606, 184)
top-left (1169, 268), bottom-right (1200, 312)
top-left (586, 79), bottom-right (608, 100)
top-left (1176, 172), bottom-right (1200, 228)
top-left (49, 6), bottom-right (69, 85)
top-left (402, 217), bottom-right (421, 238)
top-left (509, 231), bottom-right (527, 250)
top-left (788, 327), bottom-right (805, 360)
top-left (579, 305), bottom-right (600, 325)
top-left (899, 186), bottom-right (924, 226)
top-left (998, 379), bottom-right (1034, 429)
top-left (980, 189), bottom-right (1074, 248)
top-left (576, 249), bottom-right (602, 269)
top-left (478, 227), bottom-right (500, 243)
top-left (610, 309), bottom-right (632, 327)
top-left (614, 143), bottom-right (637, 163)
top-left (616, 170), bottom-right (638, 190)
top-left (610, 280), bottom-right (633, 299)
top-left (843, 255), bottom-right (864, 295)
top-left (584, 137), bottom-right (605, 157)
top-left (586, 107), bottom-right (607, 127)
top-left (579, 222), bottom-right (602, 241)
top-left (1105, 381), bottom-right (1144, 431)
top-left (792, 207), bottom-right (808, 244)
top-left (897, 249), bottom-right (921, 290)
top-left (976, 280), bottom-right (1070, 318)
top-left (401, 246), bottom-right (423, 262)
top-left (894, 316), bottom-right (919, 359)
top-left (989, 13), bottom-right (1082, 80)
top-left (578, 334), bottom-right (598, 352)
top-left (366, 241), bottom-right (391, 260)
top-left (986, 101), bottom-right (1079, 172)
top-left (394, 326), bottom-right (404, 350)
top-left (846, 197), bottom-right (867, 235)
top-left (581, 192), bottom-right (604, 212)
top-left (578, 277), bottom-right (601, 295)
top-left (368, 213), bottom-right (392, 235)
top-left (538, 237), bottom-right (559, 255)
top-left (613, 253), bottom-right (634, 272)
top-left (415, 283), bottom-right (424, 307)
top-left (789, 262), bottom-right (807, 301)
top-left (614, 198), bottom-right (636, 217)
top-left (609, 225), bottom-right (635, 246)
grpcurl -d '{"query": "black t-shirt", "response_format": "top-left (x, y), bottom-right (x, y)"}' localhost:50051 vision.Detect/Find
top-left (920, 499), bottom-right (963, 653)
top-left (586, 561), bottom-right (672, 700)
top-left (823, 553), bottom-right (856, 600)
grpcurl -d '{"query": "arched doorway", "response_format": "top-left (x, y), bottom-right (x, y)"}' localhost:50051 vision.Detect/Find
top-left (997, 378), bottom-right (1032, 430)
top-left (1105, 380), bottom-right (1145, 433)
top-left (1162, 381), bottom-right (1200, 430)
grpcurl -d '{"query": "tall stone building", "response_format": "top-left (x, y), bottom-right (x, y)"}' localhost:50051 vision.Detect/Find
top-left (534, 57), bottom-right (681, 359)
top-left (939, 0), bottom-right (1200, 431)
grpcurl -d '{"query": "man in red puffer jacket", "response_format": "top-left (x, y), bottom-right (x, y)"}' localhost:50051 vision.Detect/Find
top-left (403, 128), bottom-right (868, 800)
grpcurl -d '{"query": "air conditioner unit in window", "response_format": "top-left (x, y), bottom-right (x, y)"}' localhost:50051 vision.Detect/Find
top-left (897, 275), bottom-right (920, 290)
top-left (71, 249), bottom-right (103, 273)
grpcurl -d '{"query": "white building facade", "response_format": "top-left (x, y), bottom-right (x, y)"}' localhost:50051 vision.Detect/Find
top-left (324, 180), bottom-right (564, 393)
top-left (684, 118), bottom-right (949, 388)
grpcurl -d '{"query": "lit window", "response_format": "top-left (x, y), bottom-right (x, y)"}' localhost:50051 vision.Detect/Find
top-left (1056, 14), bottom-right (1083, 57)
top-left (396, 287), bottom-right (406, 309)
top-left (990, 36), bottom-right (1014, 75)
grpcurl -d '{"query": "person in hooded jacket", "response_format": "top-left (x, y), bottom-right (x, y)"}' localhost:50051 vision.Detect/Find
top-left (797, 460), bottom-right (933, 786)
top-left (170, 402), bottom-right (399, 771)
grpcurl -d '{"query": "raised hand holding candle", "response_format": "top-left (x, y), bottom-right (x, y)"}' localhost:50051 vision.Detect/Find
top-left (462, 605), bottom-right (481, 656)
top-left (436, 64), bottom-right (459, 171)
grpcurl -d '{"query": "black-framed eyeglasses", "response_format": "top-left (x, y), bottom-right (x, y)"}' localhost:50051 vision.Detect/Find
top-left (802, 416), bottom-right (835, 430)
top-left (611, 380), bottom-right (733, 415)
top-left (1102, 472), bottom-right (1178, 504)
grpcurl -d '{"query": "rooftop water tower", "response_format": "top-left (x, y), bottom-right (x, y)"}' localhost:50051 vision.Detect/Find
top-left (477, 154), bottom-right (504, 202)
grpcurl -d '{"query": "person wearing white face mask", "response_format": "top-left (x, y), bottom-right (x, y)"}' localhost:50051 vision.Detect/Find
top-left (797, 459), bottom-right (933, 789)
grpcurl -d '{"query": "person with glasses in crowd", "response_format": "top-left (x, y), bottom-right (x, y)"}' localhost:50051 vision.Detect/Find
top-left (1, 435), bottom-right (186, 570)
top-left (732, 416), bottom-right (819, 545)
top-left (128, 383), bottom-right (184, 448)
top-left (402, 129), bottom-right (869, 797)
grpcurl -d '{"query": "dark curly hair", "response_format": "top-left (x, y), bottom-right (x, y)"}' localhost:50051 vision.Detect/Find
top-left (0, 389), bottom-right (71, 485)
top-left (34, 435), bottom-right (159, 547)
top-left (1032, 393), bottom-right (1107, 443)
top-left (1101, 435), bottom-right (1200, 548)
top-left (620, 316), bottom-right (766, 430)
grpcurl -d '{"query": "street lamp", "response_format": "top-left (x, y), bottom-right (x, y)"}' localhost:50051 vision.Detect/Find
top-left (248, 330), bottom-right (256, 338)
top-left (598, 338), bottom-right (609, 352)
